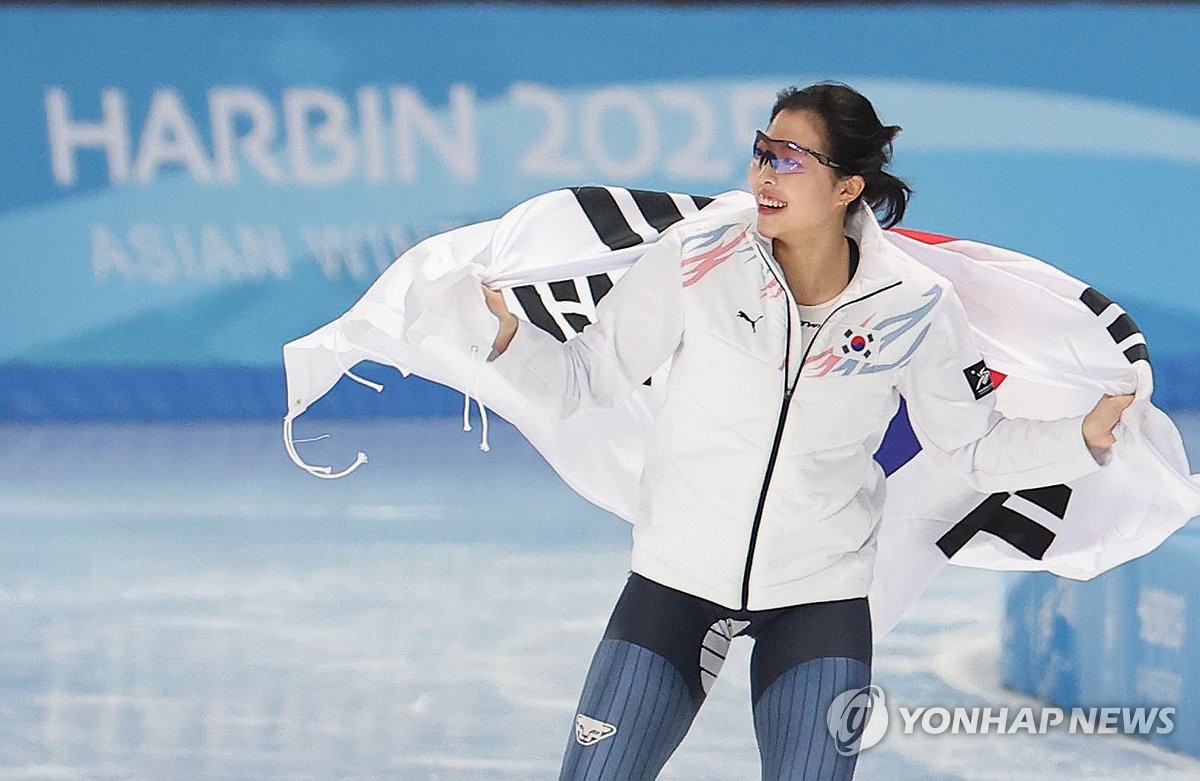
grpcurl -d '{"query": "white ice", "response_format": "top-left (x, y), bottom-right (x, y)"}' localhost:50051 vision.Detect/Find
top-left (0, 412), bottom-right (1198, 780)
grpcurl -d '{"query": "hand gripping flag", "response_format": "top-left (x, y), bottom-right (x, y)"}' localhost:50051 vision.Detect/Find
top-left (282, 187), bottom-right (1200, 637)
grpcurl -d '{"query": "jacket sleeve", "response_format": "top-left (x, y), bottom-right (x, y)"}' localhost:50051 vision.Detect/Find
top-left (487, 231), bottom-right (685, 419)
top-left (896, 283), bottom-right (1106, 494)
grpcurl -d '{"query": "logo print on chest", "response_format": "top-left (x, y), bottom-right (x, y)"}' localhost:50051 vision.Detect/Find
top-left (737, 310), bottom-right (764, 332)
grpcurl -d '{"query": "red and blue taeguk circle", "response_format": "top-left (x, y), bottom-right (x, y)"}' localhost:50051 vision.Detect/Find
top-left (850, 335), bottom-right (867, 352)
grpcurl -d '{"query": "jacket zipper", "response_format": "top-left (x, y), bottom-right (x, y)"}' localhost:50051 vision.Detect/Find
top-left (739, 246), bottom-right (901, 610)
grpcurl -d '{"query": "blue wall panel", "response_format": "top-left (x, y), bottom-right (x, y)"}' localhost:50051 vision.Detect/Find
top-left (1003, 529), bottom-right (1200, 757)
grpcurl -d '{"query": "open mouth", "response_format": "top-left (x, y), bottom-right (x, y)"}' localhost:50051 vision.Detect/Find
top-left (757, 195), bottom-right (787, 212)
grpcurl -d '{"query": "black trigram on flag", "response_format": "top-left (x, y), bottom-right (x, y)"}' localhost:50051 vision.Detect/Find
top-left (1080, 286), bottom-right (1149, 366)
top-left (510, 274), bottom-right (616, 343)
top-left (937, 484), bottom-right (1072, 560)
top-left (508, 187), bottom-right (716, 342)
top-left (507, 274), bottom-right (652, 387)
top-left (569, 186), bottom-right (714, 251)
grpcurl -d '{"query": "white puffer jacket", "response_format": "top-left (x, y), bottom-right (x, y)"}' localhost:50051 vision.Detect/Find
top-left (490, 203), bottom-right (1104, 611)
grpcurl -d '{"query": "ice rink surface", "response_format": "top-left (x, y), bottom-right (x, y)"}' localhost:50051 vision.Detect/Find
top-left (2, 411), bottom-right (1199, 780)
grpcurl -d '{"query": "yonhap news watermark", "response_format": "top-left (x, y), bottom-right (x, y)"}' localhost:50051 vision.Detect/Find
top-left (826, 684), bottom-right (1176, 756)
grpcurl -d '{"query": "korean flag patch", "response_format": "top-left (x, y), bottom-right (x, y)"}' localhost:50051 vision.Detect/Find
top-left (839, 327), bottom-right (879, 363)
top-left (963, 359), bottom-right (995, 400)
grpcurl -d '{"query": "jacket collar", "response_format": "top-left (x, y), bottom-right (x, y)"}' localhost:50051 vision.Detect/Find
top-left (843, 202), bottom-right (904, 296)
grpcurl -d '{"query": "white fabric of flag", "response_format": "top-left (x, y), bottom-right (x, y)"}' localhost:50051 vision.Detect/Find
top-left (282, 187), bottom-right (1200, 637)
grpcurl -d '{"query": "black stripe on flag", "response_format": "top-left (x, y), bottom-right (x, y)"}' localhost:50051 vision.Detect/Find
top-left (549, 279), bottom-right (580, 303)
top-left (691, 195), bottom-right (715, 209)
top-left (564, 313), bottom-right (591, 334)
top-left (937, 485), bottom-right (1071, 561)
top-left (1079, 286), bottom-right (1149, 366)
top-left (980, 506), bottom-right (1057, 560)
top-left (629, 189), bottom-right (685, 232)
top-left (1015, 484), bottom-right (1071, 520)
top-left (1080, 286), bottom-right (1113, 316)
top-left (937, 493), bottom-right (1007, 559)
top-left (1107, 313), bottom-right (1139, 344)
top-left (570, 187), bottom-right (642, 251)
top-left (587, 273), bottom-right (614, 304)
top-left (1124, 343), bottom-right (1150, 364)
top-left (511, 285), bottom-right (567, 342)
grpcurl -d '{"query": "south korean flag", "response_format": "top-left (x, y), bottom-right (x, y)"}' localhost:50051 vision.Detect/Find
top-left (838, 326), bottom-right (881, 363)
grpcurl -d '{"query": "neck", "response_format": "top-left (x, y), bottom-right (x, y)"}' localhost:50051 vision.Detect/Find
top-left (772, 223), bottom-right (851, 306)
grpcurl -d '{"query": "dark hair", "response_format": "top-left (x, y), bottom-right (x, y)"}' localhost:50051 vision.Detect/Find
top-left (770, 82), bottom-right (912, 229)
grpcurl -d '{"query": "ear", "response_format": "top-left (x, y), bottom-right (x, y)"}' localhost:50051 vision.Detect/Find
top-left (837, 174), bottom-right (866, 207)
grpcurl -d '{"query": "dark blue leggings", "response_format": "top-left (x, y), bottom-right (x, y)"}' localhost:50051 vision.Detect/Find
top-left (559, 573), bottom-right (872, 780)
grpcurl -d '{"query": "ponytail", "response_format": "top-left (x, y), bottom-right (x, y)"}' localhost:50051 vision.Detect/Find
top-left (861, 170), bottom-right (912, 229)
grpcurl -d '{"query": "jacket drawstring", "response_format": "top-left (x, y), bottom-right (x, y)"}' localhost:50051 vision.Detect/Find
top-left (281, 325), bottom-right (381, 479)
top-left (283, 413), bottom-right (368, 479)
top-left (286, 329), bottom-right (492, 479)
top-left (333, 327), bottom-right (385, 393)
top-left (462, 345), bottom-right (491, 452)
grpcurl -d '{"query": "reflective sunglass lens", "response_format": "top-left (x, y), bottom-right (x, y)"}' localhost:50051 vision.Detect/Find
top-left (752, 133), bottom-right (806, 174)
top-left (776, 156), bottom-right (804, 173)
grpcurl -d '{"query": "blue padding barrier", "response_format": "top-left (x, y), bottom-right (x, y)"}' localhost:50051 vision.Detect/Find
top-left (3, 361), bottom-right (1199, 422)
top-left (1002, 527), bottom-right (1200, 757)
top-left (0, 364), bottom-right (463, 422)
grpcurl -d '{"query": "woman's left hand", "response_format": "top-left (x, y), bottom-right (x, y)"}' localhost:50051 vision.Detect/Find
top-left (1082, 393), bottom-right (1135, 449)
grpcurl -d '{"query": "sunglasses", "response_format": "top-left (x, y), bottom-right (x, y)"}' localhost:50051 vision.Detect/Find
top-left (752, 130), bottom-right (843, 174)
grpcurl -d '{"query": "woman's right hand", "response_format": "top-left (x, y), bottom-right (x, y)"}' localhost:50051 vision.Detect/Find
top-left (483, 285), bottom-right (519, 358)
top-left (1082, 393), bottom-right (1135, 449)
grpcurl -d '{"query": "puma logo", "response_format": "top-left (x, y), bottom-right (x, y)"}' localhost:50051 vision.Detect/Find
top-left (737, 310), bottom-right (764, 332)
top-left (575, 714), bottom-right (617, 746)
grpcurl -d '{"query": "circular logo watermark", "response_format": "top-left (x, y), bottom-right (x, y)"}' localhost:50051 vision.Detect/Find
top-left (827, 684), bottom-right (889, 756)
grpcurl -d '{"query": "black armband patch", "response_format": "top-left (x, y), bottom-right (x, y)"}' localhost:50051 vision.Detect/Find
top-left (963, 360), bottom-right (995, 400)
